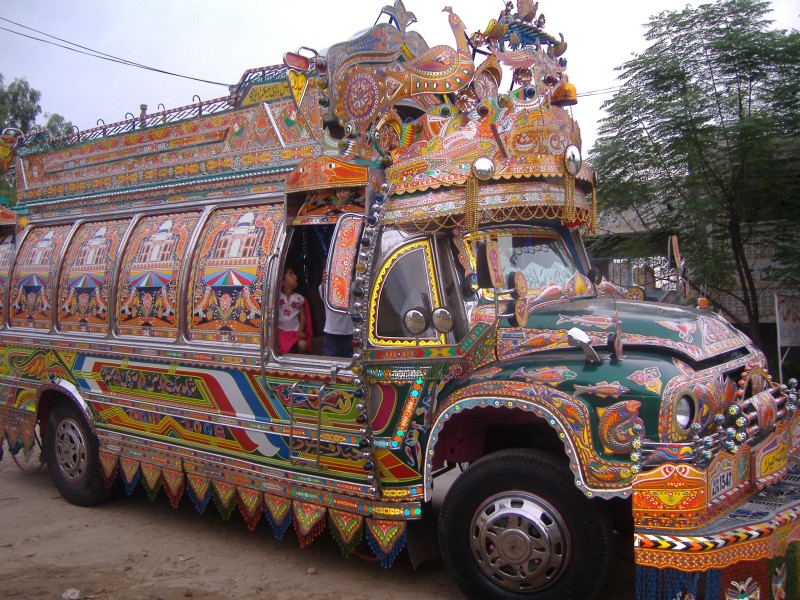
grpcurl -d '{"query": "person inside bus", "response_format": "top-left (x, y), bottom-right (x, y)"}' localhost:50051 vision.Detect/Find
top-left (277, 263), bottom-right (312, 354)
top-left (319, 270), bottom-right (353, 358)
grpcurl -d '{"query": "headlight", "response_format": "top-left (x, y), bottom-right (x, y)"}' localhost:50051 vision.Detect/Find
top-left (675, 395), bottom-right (695, 430)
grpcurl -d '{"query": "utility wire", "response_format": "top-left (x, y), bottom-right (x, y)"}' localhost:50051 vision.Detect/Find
top-left (1, 16), bottom-right (623, 97)
top-left (0, 17), bottom-right (231, 87)
top-left (578, 86), bottom-right (623, 98)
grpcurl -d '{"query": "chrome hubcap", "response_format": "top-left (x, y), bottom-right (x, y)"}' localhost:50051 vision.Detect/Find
top-left (470, 491), bottom-right (569, 593)
top-left (54, 417), bottom-right (88, 483)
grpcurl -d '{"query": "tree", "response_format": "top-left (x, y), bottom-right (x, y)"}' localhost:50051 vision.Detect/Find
top-left (0, 75), bottom-right (42, 134)
top-left (0, 74), bottom-right (74, 205)
top-left (589, 0), bottom-right (800, 348)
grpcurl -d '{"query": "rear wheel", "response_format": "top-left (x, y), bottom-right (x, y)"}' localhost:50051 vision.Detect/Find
top-left (438, 448), bottom-right (613, 599)
top-left (45, 402), bottom-right (112, 506)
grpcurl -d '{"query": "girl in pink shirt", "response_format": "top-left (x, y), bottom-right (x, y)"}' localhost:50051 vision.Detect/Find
top-left (277, 265), bottom-right (310, 354)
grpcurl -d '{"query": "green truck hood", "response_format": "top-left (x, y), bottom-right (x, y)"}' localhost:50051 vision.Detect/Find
top-left (495, 298), bottom-right (752, 363)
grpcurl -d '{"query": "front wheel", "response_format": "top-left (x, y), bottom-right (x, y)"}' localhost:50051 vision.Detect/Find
top-left (438, 448), bottom-right (613, 599)
top-left (45, 402), bottom-right (112, 506)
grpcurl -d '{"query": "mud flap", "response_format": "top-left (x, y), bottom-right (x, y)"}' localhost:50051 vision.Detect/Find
top-left (406, 501), bottom-right (440, 569)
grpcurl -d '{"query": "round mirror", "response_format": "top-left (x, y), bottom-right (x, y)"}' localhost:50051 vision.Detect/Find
top-left (485, 239), bottom-right (504, 289)
top-left (513, 270), bottom-right (528, 298)
top-left (564, 145), bottom-right (582, 176)
top-left (472, 157), bottom-right (496, 180)
top-left (432, 307), bottom-right (454, 333)
top-left (403, 308), bottom-right (429, 336)
top-left (514, 299), bottom-right (529, 326)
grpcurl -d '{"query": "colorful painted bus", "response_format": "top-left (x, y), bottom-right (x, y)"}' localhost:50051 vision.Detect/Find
top-left (1, 2), bottom-right (799, 599)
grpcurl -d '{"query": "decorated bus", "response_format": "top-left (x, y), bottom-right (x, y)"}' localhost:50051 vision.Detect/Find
top-left (1, 2), bottom-right (798, 599)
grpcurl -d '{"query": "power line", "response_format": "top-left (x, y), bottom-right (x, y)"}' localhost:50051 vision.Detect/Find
top-left (578, 86), bottom-right (622, 98)
top-left (1, 16), bottom-right (623, 98)
top-left (0, 17), bottom-right (231, 87)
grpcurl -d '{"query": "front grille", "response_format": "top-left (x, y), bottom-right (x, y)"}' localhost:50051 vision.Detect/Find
top-left (633, 369), bottom-right (797, 472)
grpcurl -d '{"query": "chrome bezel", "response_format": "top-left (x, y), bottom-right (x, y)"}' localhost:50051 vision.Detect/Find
top-left (673, 392), bottom-right (698, 435)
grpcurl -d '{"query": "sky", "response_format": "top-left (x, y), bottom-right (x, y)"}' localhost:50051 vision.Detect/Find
top-left (2, 0), bottom-right (798, 152)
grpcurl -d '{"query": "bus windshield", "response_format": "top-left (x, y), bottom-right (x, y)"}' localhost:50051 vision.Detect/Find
top-left (468, 228), bottom-right (580, 296)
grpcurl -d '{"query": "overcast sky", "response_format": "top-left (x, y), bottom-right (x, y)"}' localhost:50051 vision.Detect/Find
top-left (2, 0), bottom-right (798, 152)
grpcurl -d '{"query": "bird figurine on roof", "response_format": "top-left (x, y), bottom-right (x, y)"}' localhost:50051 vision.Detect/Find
top-left (516, 0), bottom-right (538, 23)
top-left (379, 0), bottom-right (417, 34)
top-left (442, 6), bottom-right (471, 53)
top-left (553, 33), bottom-right (568, 57)
top-left (335, 6), bottom-right (474, 139)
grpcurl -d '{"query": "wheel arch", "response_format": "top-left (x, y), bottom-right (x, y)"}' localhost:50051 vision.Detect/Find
top-left (424, 396), bottom-right (583, 502)
top-left (424, 389), bottom-right (635, 502)
top-left (36, 378), bottom-right (94, 438)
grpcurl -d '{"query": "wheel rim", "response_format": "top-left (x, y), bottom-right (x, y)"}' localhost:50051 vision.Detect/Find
top-left (469, 491), bottom-right (570, 593)
top-left (53, 417), bottom-right (89, 483)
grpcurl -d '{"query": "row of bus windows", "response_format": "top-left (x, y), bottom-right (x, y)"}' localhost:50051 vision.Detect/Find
top-left (0, 205), bottom-right (282, 344)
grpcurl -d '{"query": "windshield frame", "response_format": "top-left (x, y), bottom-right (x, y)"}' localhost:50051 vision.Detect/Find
top-left (464, 226), bottom-right (582, 301)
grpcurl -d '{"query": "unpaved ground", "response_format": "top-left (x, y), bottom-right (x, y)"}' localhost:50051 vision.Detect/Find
top-left (0, 446), bottom-right (634, 599)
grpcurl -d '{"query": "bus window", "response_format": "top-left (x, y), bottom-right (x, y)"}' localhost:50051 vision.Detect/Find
top-left (116, 212), bottom-right (200, 339)
top-left (9, 225), bottom-right (71, 329)
top-left (188, 205), bottom-right (282, 345)
top-left (58, 219), bottom-right (130, 334)
top-left (0, 233), bottom-right (16, 324)
top-left (371, 240), bottom-right (444, 345)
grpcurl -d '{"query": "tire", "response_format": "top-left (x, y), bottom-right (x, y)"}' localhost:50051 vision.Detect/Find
top-left (45, 402), bottom-right (112, 506)
top-left (438, 448), bottom-right (613, 600)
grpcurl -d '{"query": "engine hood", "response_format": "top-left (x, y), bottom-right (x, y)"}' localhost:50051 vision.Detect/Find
top-left (495, 297), bottom-right (753, 363)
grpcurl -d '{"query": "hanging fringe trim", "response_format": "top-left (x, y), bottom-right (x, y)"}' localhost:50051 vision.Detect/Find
top-left (705, 569), bottom-right (721, 600)
top-left (293, 501), bottom-right (327, 548)
top-left (161, 468), bottom-right (185, 509)
top-left (98, 451), bottom-right (119, 488)
top-left (237, 487), bottom-right (263, 531)
top-left (328, 509), bottom-right (364, 558)
top-left (264, 494), bottom-right (293, 540)
top-left (366, 519), bottom-right (407, 569)
top-left (635, 565), bottom-right (701, 600)
top-left (119, 456), bottom-right (141, 496)
top-left (140, 462), bottom-right (162, 501)
top-left (87, 446), bottom-right (421, 570)
top-left (186, 474), bottom-right (211, 514)
top-left (563, 173), bottom-right (577, 224)
top-left (465, 174), bottom-right (479, 233)
top-left (1, 410), bottom-right (37, 456)
top-left (212, 480), bottom-right (237, 521)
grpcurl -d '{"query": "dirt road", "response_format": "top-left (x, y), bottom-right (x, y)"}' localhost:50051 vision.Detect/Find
top-left (0, 446), bottom-right (633, 599)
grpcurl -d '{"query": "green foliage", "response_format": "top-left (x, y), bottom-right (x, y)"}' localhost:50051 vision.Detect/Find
top-left (590, 0), bottom-right (800, 336)
top-left (0, 75), bottom-right (42, 134)
top-left (0, 73), bottom-right (74, 207)
top-left (43, 112), bottom-right (74, 138)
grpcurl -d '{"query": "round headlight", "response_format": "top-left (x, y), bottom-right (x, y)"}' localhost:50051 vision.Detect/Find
top-left (675, 395), bottom-right (695, 430)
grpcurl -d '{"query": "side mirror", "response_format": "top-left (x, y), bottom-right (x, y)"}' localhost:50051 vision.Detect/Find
top-left (432, 307), bottom-right (454, 334)
top-left (324, 214), bottom-right (364, 313)
top-left (567, 327), bottom-right (601, 365)
top-left (403, 308), bottom-right (430, 336)
top-left (474, 241), bottom-right (493, 289)
top-left (586, 267), bottom-right (603, 286)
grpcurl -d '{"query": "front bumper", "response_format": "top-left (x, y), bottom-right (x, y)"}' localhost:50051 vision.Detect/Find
top-left (631, 379), bottom-right (800, 598)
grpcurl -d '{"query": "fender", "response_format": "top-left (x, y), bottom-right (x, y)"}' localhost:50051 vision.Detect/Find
top-left (37, 377), bottom-right (96, 434)
top-left (423, 380), bottom-right (638, 502)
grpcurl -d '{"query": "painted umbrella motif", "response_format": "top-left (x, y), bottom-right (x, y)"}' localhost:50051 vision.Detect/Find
top-left (68, 273), bottom-right (104, 289)
top-left (203, 268), bottom-right (256, 287)
top-left (19, 273), bottom-right (48, 288)
top-left (129, 270), bottom-right (172, 288)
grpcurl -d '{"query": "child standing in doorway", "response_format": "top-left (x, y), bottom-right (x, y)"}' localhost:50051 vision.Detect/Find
top-left (277, 264), bottom-right (310, 354)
